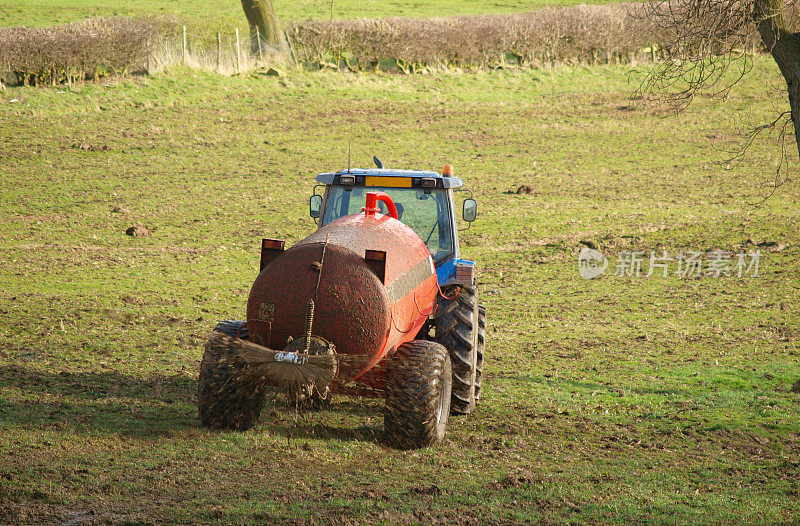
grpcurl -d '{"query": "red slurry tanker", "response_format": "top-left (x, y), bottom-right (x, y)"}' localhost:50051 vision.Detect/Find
top-left (198, 160), bottom-right (485, 449)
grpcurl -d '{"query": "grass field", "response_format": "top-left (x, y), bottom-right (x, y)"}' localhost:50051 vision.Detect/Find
top-left (1, 57), bottom-right (799, 523)
top-left (0, 0), bottom-right (622, 29)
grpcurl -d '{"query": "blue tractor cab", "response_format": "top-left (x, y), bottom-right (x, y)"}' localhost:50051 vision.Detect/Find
top-left (309, 162), bottom-right (478, 288)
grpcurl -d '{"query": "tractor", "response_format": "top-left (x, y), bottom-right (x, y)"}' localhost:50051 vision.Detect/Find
top-left (198, 158), bottom-right (485, 449)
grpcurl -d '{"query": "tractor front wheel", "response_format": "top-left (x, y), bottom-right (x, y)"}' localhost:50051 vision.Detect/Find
top-left (384, 340), bottom-right (452, 449)
top-left (436, 286), bottom-right (479, 415)
top-left (198, 321), bottom-right (267, 431)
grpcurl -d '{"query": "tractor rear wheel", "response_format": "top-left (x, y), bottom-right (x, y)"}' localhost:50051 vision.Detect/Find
top-left (198, 321), bottom-right (267, 431)
top-left (384, 340), bottom-right (452, 449)
top-left (476, 305), bottom-right (486, 401)
top-left (436, 286), bottom-right (479, 415)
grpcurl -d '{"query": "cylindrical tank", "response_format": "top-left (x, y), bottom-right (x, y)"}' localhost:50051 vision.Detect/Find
top-left (246, 193), bottom-right (438, 385)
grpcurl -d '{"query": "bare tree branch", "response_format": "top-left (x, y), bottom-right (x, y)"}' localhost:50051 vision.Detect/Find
top-left (638, 0), bottom-right (800, 197)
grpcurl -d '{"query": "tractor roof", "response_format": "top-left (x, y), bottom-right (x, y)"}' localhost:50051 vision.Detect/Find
top-left (316, 169), bottom-right (464, 189)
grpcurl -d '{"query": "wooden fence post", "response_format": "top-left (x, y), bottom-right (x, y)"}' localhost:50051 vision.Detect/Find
top-left (217, 33), bottom-right (222, 73)
top-left (182, 26), bottom-right (188, 64)
top-left (284, 29), bottom-right (298, 66)
top-left (235, 28), bottom-right (242, 73)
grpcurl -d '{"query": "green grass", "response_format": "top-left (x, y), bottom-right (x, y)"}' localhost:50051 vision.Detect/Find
top-left (1, 58), bottom-right (799, 523)
top-left (0, 0), bottom-right (623, 29)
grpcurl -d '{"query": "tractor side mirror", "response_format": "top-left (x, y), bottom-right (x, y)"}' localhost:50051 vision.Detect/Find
top-left (463, 198), bottom-right (477, 222)
top-left (309, 194), bottom-right (322, 219)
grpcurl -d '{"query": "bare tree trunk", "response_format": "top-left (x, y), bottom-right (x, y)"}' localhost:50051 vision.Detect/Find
top-left (755, 0), bottom-right (800, 158)
top-left (784, 64), bottom-right (800, 161)
top-left (240, 0), bottom-right (283, 53)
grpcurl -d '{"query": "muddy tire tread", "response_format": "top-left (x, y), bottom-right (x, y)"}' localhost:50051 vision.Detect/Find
top-left (476, 305), bottom-right (486, 401)
top-left (384, 340), bottom-right (451, 450)
top-left (198, 321), bottom-right (266, 431)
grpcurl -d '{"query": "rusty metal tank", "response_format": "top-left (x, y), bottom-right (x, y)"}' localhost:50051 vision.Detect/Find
top-left (246, 192), bottom-right (438, 388)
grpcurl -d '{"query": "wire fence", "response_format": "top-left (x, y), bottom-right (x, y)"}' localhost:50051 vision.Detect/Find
top-left (148, 26), bottom-right (292, 76)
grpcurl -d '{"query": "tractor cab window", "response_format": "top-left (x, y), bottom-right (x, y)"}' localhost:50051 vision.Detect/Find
top-left (322, 185), bottom-right (454, 264)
